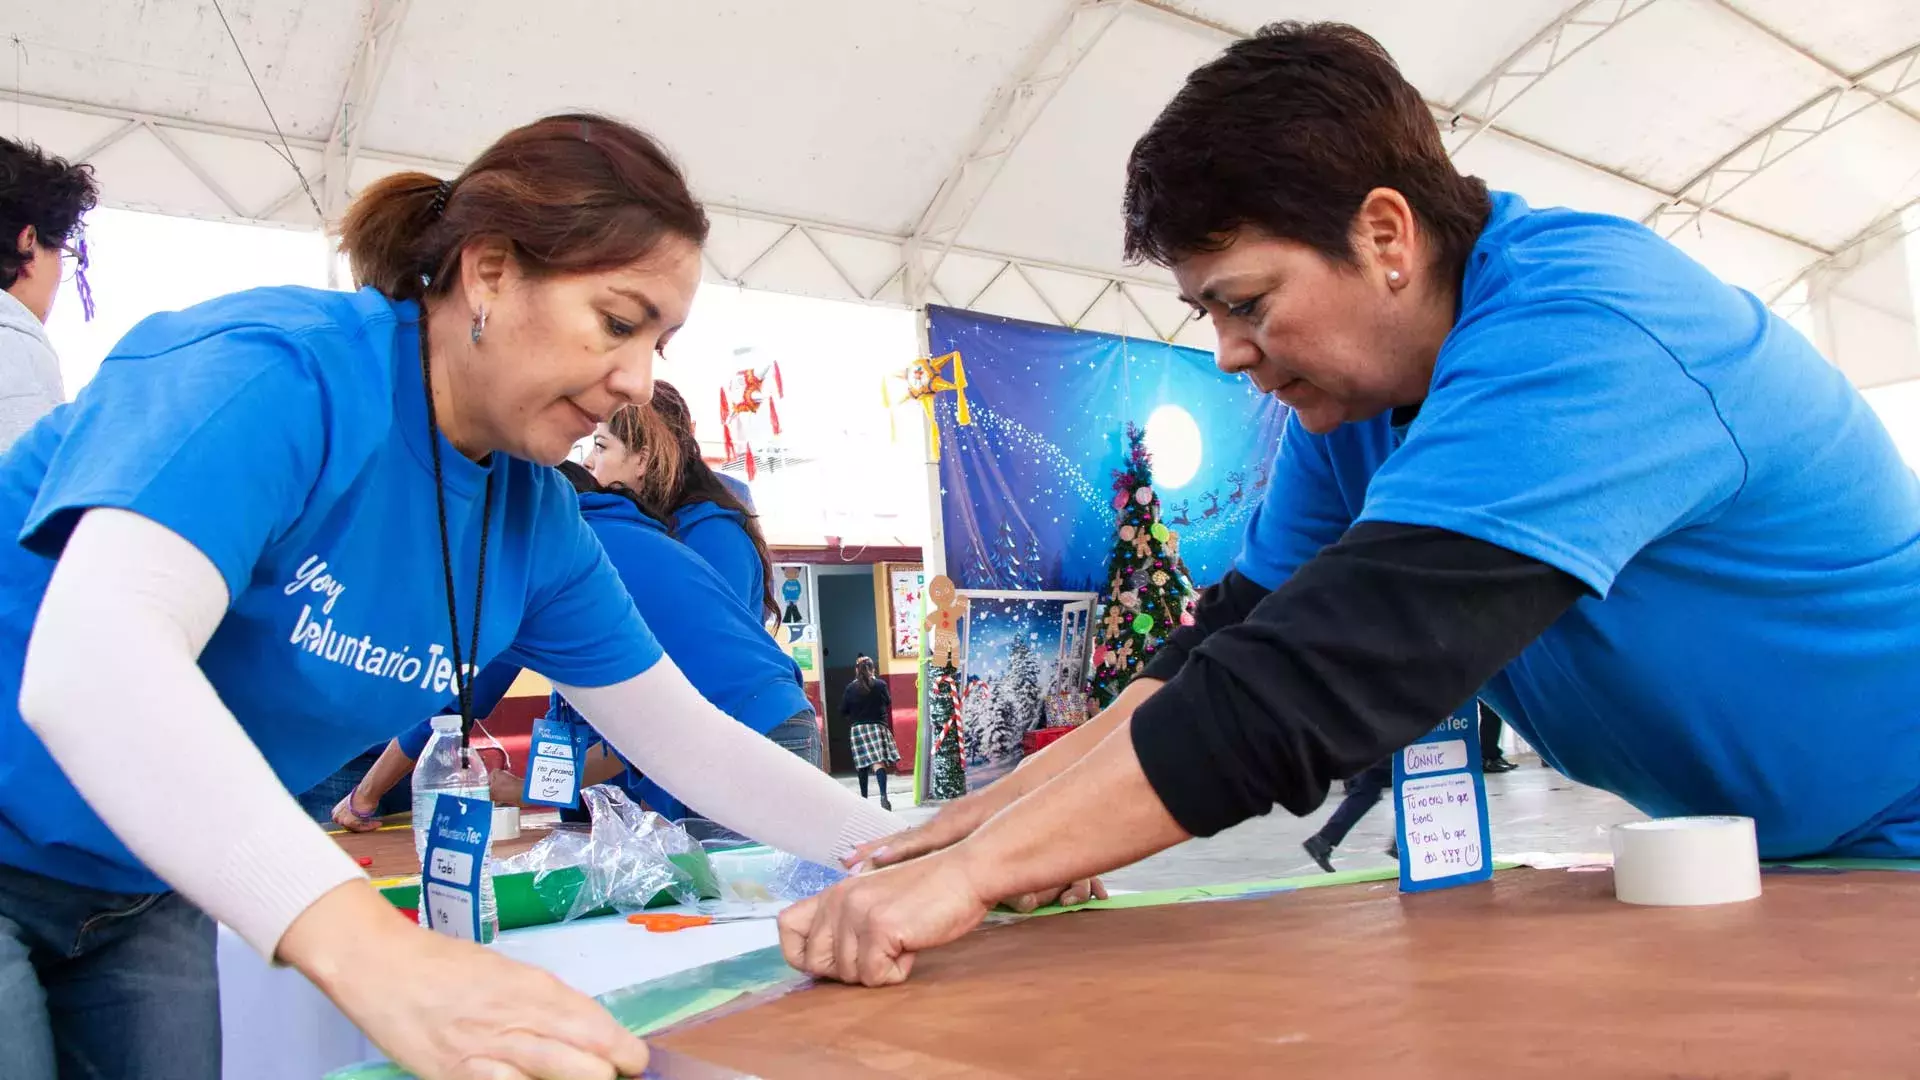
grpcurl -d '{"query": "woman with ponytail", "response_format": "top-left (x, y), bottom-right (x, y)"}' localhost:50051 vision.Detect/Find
top-left (589, 381), bottom-right (776, 619)
top-left (0, 113), bottom-right (898, 1078)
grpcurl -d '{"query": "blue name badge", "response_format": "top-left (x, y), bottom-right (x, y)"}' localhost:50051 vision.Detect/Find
top-left (523, 718), bottom-right (586, 809)
top-left (421, 794), bottom-right (493, 941)
top-left (1393, 701), bottom-right (1493, 894)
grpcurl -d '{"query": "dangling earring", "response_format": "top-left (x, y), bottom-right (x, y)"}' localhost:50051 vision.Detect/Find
top-left (471, 306), bottom-right (488, 344)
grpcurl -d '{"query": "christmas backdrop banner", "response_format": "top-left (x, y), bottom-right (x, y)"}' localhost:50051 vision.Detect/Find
top-left (929, 305), bottom-right (1289, 593)
top-left (942, 591), bottom-right (1096, 794)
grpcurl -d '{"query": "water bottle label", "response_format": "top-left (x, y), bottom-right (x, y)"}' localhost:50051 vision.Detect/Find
top-left (421, 793), bottom-right (492, 942)
top-left (522, 717), bottom-right (587, 808)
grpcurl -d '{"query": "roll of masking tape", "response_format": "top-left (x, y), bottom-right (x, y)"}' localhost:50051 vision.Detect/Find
top-left (1609, 816), bottom-right (1761, 907)
top-left (492, 805), bottom-right (521, 842)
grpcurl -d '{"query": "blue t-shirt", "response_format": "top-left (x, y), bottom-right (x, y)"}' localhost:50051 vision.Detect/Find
top-left (0, 286), bottom-right (664, 893)
top-left (675, 500), bottom-right (766, 616)
top-left (397, 488), bottom-right (809, 819)
top-left (717, 472), bottom-right (755, 511)
top-left (1235, 192), bottom-right (1920, 860)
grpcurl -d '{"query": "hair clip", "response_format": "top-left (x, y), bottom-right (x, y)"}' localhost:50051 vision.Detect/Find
top-left (428, 179), bottom-right (453, 219)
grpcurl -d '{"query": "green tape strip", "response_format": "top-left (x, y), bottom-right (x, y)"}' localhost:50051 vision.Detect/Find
top-left (1027, 861), bottom-right (1519, 916)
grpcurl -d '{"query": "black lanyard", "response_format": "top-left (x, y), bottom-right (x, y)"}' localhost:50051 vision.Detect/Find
top-left (420, 322), bottom-right (494, 756)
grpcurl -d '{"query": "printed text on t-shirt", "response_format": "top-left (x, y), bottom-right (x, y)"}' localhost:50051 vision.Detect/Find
top-left (283, 554), bottom-right (475, 692)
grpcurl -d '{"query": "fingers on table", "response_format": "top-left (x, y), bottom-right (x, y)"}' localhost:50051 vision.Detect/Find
top-left (798, 895), bottom-right (842, 980)
top-left (859, 926), bottom-right (913, 988)
top-left (520, 988), bottom-right (649, 1076)
top-left (777, 897), bottom-right (818, 970)
top-left (483, 1030), bottom-right (626, 1080)
top-left (843, 837), bottom-right (890, 868)
top-left (456, 1058), bottom-right (531, 1080)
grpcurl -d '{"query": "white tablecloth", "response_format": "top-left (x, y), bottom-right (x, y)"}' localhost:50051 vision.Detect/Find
top-left (218, 912), bottom-right (782, 1080)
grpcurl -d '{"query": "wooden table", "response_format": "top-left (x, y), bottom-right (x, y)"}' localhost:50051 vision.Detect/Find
top-left (330, 815), bottom-right (562, 880)
top-left (657, 867), bottom-right (1920, 1078)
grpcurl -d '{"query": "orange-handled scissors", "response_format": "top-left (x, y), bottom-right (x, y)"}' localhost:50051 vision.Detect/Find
top-left (627, 912), bottom-right (714, 932)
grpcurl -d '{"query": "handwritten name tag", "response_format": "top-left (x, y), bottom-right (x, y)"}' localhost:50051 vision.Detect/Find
top-left (1394, 702), bottom-right (1494, 894)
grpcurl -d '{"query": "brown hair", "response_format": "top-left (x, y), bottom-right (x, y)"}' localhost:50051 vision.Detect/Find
top-left (606, 381), bottom-right (778, 618)
top-left (1123, 23), bottom-right (1490, 287)
top-left (337, 113), bottom-right (709, 301)
top-left (854, 655), bottom-right (877, 690)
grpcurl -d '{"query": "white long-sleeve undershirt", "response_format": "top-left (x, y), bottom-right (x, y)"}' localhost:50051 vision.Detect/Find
top-left (19, 508), bottom-right (365, 959)
top-left (18, 508), bottom-right (903, 960)
top-left (561, 667), bottom-right (902, 867)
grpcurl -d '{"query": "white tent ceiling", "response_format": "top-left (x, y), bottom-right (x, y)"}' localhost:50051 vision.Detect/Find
top-left (5, 0), bottom-right (1920, 380)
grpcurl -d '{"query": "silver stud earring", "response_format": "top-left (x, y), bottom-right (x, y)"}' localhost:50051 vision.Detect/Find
top-left (470, 306), bottom-right (487, 344)
top-left (1387, 270), bottom-right (1404, 284)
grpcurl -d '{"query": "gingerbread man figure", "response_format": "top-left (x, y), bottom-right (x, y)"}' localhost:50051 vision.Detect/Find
top-left (922, 575), bottom-right (969, 667)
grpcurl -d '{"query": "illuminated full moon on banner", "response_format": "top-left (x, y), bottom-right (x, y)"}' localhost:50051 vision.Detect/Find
top-left (1144, 404), bottom-right (1202, 488)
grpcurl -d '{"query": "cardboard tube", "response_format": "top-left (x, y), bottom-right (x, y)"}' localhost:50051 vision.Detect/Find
top-left (1610, 816), bottom-right (1762, 907)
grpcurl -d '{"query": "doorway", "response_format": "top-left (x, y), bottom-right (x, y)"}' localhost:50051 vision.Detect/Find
top-left (814, 567), bottom-right (879, 773)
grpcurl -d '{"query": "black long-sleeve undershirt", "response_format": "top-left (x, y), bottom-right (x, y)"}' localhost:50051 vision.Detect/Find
top-left (1130, 521), bottom-right (1584, 838)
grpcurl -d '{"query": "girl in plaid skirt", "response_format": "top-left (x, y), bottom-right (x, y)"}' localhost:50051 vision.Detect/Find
top-left (843, 656), bottom-right (900, 810)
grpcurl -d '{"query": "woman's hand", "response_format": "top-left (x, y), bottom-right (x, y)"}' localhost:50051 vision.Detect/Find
top-left (330, 790), bottom-right (384, 833)
top-left (842, 787), bottom-right (1005, 870)
top-left (281, 883), bottom-right (649, 1080)
top-left (846, 678), bottom-right (1167, 872)
top-left (489, 770), bottom-right (525, 808)
top-left (779, 849), bottom-right (993, 986)
top-left (999, 876), bottom-right (1108, 913)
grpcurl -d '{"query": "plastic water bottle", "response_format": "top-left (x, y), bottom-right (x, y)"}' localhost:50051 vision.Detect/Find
top-left (412, 715), bottom-right (497, 942)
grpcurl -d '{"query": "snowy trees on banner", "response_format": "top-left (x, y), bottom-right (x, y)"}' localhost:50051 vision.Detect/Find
top-left (1088, 423), bottom-right (1197, 708)
top-left (987, 521), bottom-right (1045, 590)
top-left (981, 635), bottom-right (1045, 759)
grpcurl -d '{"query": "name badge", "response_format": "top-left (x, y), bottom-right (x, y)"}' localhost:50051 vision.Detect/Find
top-left (522, 717), bottom-right (587, 809)
top-left (1393, 701), bottom-right (1494, 894)
top-left (421, 794), bottom-right (493, 941)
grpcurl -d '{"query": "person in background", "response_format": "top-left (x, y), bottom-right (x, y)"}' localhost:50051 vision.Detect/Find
top-left (843, 655), bottom-right (900, 810)
top-left (335, 460), bottom-right (826, 829)
top-left (0, 137), bottom-right (97, 450)
top-left (589, 393), bottom-right (820, 783)
top-left (1300, 757), bottom-right (1394, 872)
top-left (0, 112), bottom-right (899, 1079)
top-left (1480, 700), bottom-right (1516, 772)
top-left (590, 380), bottom-right (778, 620)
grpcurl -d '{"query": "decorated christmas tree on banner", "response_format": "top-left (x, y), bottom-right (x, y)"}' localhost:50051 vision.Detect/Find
top-left (1088, 424), bottom-right (1197, 708)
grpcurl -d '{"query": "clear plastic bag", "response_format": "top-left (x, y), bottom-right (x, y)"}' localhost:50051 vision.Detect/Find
top-left (761, 851), bottom-right (847, 901)
top-left (493, 785), bottom-right (701, 921)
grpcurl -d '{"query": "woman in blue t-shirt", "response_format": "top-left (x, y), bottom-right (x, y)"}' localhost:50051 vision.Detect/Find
top-left (0, 113), bottom-right (897, 1079)
top-left (334, 460), bottom-right (823, 828)
top-left (588, 381), bottom-right (777, 615)
top-left (781, 23), bottom-right (1920, 987)
top-left (585, 387), bottom-right (822, 768)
